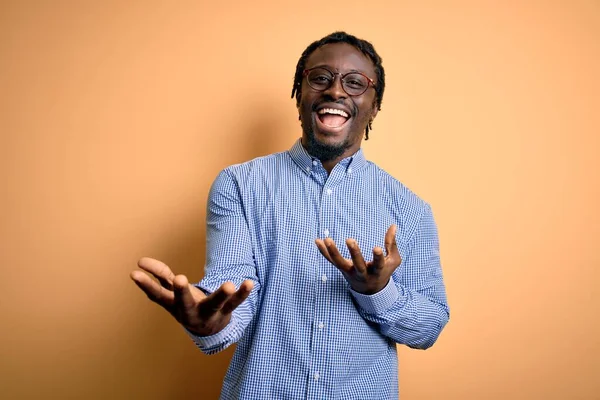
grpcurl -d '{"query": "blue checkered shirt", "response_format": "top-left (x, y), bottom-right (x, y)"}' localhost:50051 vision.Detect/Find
top-left (188, 140), bottom-right (450, 399)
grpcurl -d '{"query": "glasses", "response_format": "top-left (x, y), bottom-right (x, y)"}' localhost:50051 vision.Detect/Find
top-left (303, 67), bottom-right (376, 96)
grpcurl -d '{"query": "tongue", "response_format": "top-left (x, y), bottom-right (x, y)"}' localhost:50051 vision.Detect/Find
top-left (319, 114), bottom-right (347, 128)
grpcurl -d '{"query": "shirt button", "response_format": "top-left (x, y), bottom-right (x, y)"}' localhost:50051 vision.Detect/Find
top-left (314, 372), bottom-right (320, 381)
top-left (326, 189), bottom-right (332, 195)
top-left (321, 275), bottom-right (327, 283)
top-left (318, 322), bottom-right (324, 329)
top-left (323, 229), bottom-right (329, 237)
top-left (348, 168), bottom-right (353, 174)
top-left (312, 160), bottom-right (318, 166)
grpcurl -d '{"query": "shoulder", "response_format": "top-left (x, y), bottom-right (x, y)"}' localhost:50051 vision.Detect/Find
top-left (223, 151), bottom-right (290, 178)
top-left (369, 162), bottom-right (429, 208)
top-left (210, 151), bottom-right (291, 193)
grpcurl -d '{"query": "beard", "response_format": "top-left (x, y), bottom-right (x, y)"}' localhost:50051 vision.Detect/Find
top-left (302, 123), bottom-right (354, 162)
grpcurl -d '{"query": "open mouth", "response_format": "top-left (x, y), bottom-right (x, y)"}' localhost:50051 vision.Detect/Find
top-left (316, 108), bottom-right (350, 130)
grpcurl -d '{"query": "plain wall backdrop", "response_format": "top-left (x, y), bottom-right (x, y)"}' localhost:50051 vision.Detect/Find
top-left (1, 1), bottom-right (598, 399)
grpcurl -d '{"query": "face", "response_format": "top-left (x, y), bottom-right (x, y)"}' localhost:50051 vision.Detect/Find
top-left (297, 43), bottom-right (379, 162)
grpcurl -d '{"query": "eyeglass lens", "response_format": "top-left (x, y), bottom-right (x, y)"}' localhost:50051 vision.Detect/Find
top-left (306, 68), bottom-right (370, 96)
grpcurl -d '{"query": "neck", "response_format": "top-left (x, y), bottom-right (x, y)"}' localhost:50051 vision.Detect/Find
top-left (300, 137), bottom-right (359, 174)
top-left (320, 156), bottom-right (345, 174)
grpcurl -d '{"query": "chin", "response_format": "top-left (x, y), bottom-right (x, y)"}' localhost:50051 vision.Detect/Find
top-left (313, 130), bottom-right (348, 147)
top-left (305, 125), bottom-right (352, 162)
top-left (311, 122), bottom-right (349, 145)
top-left (301, 112), bottom-right (363, 161)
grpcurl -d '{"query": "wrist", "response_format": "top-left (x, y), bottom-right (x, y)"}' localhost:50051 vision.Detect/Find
top-left (185, 315), bottom-right (232, 337)
top-left (350, 278), bottom-right (400, 315)
top-left (351, 280), bottom-right (388, 295)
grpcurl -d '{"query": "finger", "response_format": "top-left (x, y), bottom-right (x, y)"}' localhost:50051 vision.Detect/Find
top-left (384, 225), bottom-right (400, 255)
top-left (324, 238), bottom-right (353, 272)
top-left (173, 274), bottom-right (196, 311)
top-left (130, 270), bottom-right (174, 307)
top-left (201, 282), bottom-right (236, 314)
top-left (346, 239), bottom-right (368, 274)
top-left (137, 257), bottom-right (175, 289)
top-left (372, 246), bottom-right (385, 270)
top-left (384, 224), bottom-right (402, 266)
top-left (221, 280), bottom-right (254, 315)
top-left (315, 239), bottom-right (334, 265)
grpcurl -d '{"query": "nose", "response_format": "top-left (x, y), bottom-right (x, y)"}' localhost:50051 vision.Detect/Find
top-left (323, 74), bottom-right (346, 99)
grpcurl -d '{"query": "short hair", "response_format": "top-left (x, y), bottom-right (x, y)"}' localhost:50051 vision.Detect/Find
top-left (291, 31), bottom-right (386, 117)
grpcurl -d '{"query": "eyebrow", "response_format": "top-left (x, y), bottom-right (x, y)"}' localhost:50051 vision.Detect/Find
top-left (307, 64), bottom-right (367, 75)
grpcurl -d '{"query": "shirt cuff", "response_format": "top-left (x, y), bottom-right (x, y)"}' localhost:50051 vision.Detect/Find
top-left (184, 318), bottom-right (236, 349)
top-left (350, 278), bottom-right (400, 315)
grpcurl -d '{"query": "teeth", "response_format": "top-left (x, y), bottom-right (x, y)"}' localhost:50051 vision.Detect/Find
top-left (318, 108), bottom-right (349, 118)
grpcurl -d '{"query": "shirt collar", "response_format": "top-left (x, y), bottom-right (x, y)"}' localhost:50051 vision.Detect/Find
top-left (288, 139), bottom-right (367, 175)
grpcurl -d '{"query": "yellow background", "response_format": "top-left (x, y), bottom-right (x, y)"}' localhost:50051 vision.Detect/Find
top-left (1, 1), bottom-right (598, 399)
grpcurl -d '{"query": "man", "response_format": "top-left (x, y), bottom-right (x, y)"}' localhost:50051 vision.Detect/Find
top-left (131, 31), bottom-right (449, 399)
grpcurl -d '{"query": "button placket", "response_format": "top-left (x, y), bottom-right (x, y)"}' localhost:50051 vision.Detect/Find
top-left (313, 171), bottom-right (340, 397)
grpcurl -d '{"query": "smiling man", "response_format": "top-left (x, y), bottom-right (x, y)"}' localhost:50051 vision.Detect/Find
top-left (131, 32), bottom-right (450, 399)
top-left (296, 41), bottom-right (379, 172)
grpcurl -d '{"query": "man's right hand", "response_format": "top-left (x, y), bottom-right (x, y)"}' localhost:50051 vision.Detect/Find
top-left (130, 257), bottom-right (254, 336)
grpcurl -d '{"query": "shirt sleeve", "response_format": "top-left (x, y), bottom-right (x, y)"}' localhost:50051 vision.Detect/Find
top-left (186, 169), bottom-right (260, 355)
top-left (350, 203), bottom-right (450, 349)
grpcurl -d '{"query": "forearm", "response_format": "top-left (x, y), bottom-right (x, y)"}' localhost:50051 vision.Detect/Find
top-left (351, 278), bottom-right (449, 349)
top-left (352, 203), bottom-right (450, 348)
top-left (186, 168), bottom-right (260, 354)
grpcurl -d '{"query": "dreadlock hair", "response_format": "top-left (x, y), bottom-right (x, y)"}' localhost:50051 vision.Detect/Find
top-left (291, 31), bottom-right (385, 140)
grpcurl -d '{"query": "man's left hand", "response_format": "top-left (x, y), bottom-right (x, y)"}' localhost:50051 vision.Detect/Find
top-left (315, 224), bottom-right (402, 295)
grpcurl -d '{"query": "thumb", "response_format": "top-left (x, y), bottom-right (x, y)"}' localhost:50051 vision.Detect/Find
top-left (173, 274), bottom-right (196, 311)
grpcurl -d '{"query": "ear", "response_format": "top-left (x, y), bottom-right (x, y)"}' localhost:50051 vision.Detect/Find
top-left (370, 101), bottom-right (379, 120)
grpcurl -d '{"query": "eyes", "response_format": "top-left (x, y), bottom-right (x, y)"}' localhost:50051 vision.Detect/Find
top-left (305, 67), bottom-right (373, 96)
top-left (312, 75), bottom-right (330, 83)
top-left (308, 72), bottom-right (367, 89)
top-left (344, 77), bottom-right (366, 90)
